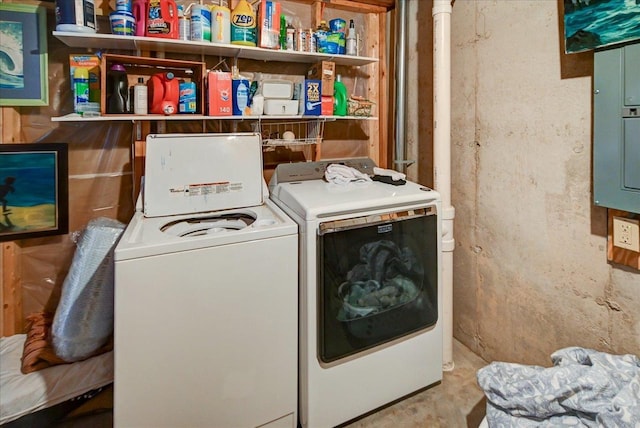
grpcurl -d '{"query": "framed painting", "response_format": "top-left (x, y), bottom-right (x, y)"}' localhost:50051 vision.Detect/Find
top-left (0, 3), bottom-right (49, 106)
top-left (564, 0), bottom-right (640, 53)
top-left (0, 144), bottom-right (69, 242)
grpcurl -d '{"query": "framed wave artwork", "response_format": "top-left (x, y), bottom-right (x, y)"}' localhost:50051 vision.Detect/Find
top-left (564, 0), bottom-right (640, 53)
top-left (0, 3), bottom-right (49, 106)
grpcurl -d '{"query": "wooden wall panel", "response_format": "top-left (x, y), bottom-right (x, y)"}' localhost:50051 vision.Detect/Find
top-left (1, 107), bottom-right (24, 336)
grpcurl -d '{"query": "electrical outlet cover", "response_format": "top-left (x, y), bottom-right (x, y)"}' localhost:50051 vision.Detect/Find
top-left (612, 216), bottom-right (640, 252)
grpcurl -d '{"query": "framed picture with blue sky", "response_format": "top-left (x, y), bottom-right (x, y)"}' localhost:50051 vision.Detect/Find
top-left (0, 144), bottom-right (68, 242)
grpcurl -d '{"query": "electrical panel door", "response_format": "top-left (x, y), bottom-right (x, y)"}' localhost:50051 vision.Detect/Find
top-left (593, 43), bottom-right (640, 214)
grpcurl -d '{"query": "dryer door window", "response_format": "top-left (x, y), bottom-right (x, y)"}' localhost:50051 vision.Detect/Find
top-left (317, 207), bottom-right (438, 364)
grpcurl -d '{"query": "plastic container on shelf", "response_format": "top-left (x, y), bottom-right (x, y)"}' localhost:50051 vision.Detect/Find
top-left (106, 64), bottom-right (129, 114)
top-left (145, 0), bottom-right (178, 39)
top-left (346, 19), bottom-right (357, 56)
top-left (211, 3), bottom-right (231, 44)
top-left (333, 74), bottom-right (348, 116)
top-left (315, 20), bottom-right (330, 53)
top-left (110, 10), bottom-right (136, 36)
top-left (73, 67), bottom-right (90, 113)
top-left (191, 4), bottom-right (212, 42)
top-left (231, 0), bottom-right (256, 46)
top-left (116, 0), bottom-right (133, 13)
top-left (132, 0), bottom-right (147, 36)
top-left (55, 0), bottom-right (97, 33)
top-left (148, 72), bottom-right (179, 115)
top-left (133, 77), bottom-right (148, 115)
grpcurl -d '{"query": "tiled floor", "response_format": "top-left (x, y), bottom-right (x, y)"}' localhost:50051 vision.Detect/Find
top-left (56, 340), bottom-right (488, 428)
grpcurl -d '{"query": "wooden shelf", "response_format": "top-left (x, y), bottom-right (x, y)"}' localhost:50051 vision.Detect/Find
top-left (51, 113), bottom-right (378, 122)
top-left (53, 32), bottom-right (379, 67)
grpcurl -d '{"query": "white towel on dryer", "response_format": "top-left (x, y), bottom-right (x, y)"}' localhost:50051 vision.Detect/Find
top-left (325, 164), bottom-right (372, 185)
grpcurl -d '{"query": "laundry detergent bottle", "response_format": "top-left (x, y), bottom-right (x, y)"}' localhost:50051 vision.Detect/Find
top-left (230, 0), bottom-right (256, 46)
top-left (333, 74), bottom-right (348, 116)
top-left (106, 63), bottom-right (129, 114)
top-left (148, 72), bottom-right (179, 115)
top-left (145, 0), bottom-right (178, 39)
top-left (132, 0), bottom-right (147, 36)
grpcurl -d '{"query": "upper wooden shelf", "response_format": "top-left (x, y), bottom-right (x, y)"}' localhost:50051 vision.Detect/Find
top-left (52, 32), bottom-right (379, 67)
top-left (51, 113), bottom-right (378, 122)
top-left (283, 0), bottom-right (395, 13)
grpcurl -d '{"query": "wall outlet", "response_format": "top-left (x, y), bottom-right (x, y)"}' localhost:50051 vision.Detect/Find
top-left (612, 216), bottom-right (640, 252)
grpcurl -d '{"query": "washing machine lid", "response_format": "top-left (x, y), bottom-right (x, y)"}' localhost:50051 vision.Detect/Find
top-left (143, 133), bottom-right (264, 218)
top-left (269, 160), bottom-right (440, 220)
top-left (115, 200), bottom-right (297, 260)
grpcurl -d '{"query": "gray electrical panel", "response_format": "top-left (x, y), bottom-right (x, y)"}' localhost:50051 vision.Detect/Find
top-left (593, 43), bottom-right (640, 214)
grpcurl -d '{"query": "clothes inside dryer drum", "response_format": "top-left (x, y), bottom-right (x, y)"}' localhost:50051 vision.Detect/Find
top-left (338, 240), bottom-right (422, 319)
top-left (319, 214), bottom-right (439, 363)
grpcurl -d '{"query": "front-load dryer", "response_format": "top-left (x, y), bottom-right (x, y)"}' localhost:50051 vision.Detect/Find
top-left (270, 158), bottom-right (443, 428)
top-left (114, 133), bottom-right (298, 428)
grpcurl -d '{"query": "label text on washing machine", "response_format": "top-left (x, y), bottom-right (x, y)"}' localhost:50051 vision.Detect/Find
top-left (168, 182), bottom-right (244, 196)
top-left (190, 182), bottom-right (244, 196)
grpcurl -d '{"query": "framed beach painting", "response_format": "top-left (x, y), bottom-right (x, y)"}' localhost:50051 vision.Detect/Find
top-left (0, 3), bottom-right (49, 106)
top-left (564, 0), bottom-right (640, 53)
top-left (0, 144), bottom-right (69, 242)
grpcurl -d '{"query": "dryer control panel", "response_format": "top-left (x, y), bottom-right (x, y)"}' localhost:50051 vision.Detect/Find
top-left (269, 158), bottom-right (377, 187)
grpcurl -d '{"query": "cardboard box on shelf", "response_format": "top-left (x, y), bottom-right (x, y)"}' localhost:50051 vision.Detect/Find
top-left (258, 0), bottom-right (281, 49)
top-left (69, 54), bottom-right (101, 103)
top-left (303, 79), bottom-right (321, 116)
top-left (207, 71), bottom-right (232, 116)
top-left (321, 96), bottom-right (333, 116)
top-left (307, 61), bottom-right (335, 97)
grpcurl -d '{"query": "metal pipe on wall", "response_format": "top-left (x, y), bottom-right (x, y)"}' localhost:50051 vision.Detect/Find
top-left (394, 0), bottom-right (408, 173)
top-left (432, 0), bottom-right (455, 371)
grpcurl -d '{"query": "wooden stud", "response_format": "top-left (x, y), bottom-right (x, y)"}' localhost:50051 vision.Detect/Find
top-left (1, 106), bottom-right (24, 336)
top-left (376, 11), bottom-right (388, 169)
top-left (1, 107), bottom-right (21, 144)
top-left (1, 242), bottom-right (23, 336)
top-left (364, 12), bottom-right (380, 166)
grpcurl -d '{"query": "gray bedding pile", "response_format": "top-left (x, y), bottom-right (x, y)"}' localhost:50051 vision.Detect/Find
top-left (477, 347), bottom-right (640, 427)
top-left (52, 217), bottom-right (125, 362)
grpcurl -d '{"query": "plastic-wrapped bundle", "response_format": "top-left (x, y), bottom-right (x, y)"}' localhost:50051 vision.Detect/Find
top-left (52, 217), bottom-right (125, 362)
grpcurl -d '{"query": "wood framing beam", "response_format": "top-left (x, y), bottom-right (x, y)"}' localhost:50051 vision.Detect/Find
top-left (1, 106), bottom-right (24, 336)
top-left (296, 0), bottom-right (394, 13)
top-left (1, 243), bottom-right (22, 336)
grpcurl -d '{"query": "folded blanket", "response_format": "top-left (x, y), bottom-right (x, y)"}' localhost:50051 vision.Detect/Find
top-left (20, 312), bottom-right (112, 374)
top-left (477, 347), bottom-right (640, 427)
top-left (21, 312), bottom-right (68, 374)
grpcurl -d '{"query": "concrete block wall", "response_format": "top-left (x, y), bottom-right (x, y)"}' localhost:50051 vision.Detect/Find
top-left (407, 0), bottom-right (639, 365)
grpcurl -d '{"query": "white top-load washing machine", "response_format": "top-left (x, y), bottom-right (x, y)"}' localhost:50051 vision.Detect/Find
top-left (270, 158), bottom-right (443, 428)
top-left (114, 133), bottom-right (298, 428)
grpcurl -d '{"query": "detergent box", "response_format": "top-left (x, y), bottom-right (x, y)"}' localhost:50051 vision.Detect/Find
top-left (258, 0), bottom-right (281, 49)
top-left (69, 54), bottom-right (101, 103)
top-left (307, 61), bottom-right (335, 96)
top-left (321, 96), bottom-right (333, 116)
top-left (303, 79), bottom-right (321, 116)
top-left (207, 71), bottom-right (232, 116)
